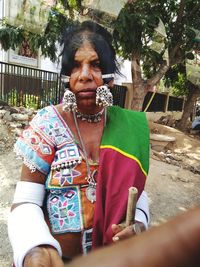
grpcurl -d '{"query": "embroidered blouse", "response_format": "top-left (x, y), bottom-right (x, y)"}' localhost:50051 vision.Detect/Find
top-left (14, 105), bottom-right (96, 255)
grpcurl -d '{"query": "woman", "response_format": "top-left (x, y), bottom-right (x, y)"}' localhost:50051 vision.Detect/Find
top-left (8, 21), bottom-right (150, 267)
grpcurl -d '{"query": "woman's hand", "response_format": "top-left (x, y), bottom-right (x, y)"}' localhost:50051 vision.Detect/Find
top-left (112, 221), bottom-right (145, 242)
top-left (23, 245), bottom-right (64, 267)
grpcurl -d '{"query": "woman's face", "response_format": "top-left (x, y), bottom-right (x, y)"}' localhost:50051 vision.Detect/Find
top-left (69, 41), bottom-right (104, 111)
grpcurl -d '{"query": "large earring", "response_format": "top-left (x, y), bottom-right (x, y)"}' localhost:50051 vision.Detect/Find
top-left (96, 85), bottom-right (113, 107)
top-left (62, 88), bottom-right (77, 112)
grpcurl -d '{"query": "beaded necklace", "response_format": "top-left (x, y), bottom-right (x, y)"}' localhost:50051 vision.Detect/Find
top-left (72, 109), bottom-right (106, 203)
top-left (76, 108), bottom-right (105, 123)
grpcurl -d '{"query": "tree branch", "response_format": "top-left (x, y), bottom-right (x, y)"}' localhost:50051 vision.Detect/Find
top-left (147, 62), bottom-right (169, 86)
top-left (169, 41), bottom-right (185, 65)
top-left (172, 0), bottom-right (185, 38)
top-left (188, 1), bottom-right (200, 18)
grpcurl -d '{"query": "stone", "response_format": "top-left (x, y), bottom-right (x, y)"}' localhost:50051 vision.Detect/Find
top-left (3, 111), bottom-right (13, 122)
top-left (11, 113), bottom-right (29, 121)
top-left (150, 134), bottom-right (176, 152)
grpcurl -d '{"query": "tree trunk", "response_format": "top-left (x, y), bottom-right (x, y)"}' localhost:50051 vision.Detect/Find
top-left (130, 81), bottom-right (147, 111)
top-left (130, 52), bottom-right (170, 111)
top-left (130, 53), bottom-right (148, 111)
top-left (177, 85), bottom-right (200, 131)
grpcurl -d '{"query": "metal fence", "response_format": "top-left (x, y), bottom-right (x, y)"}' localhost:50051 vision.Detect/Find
top-left (0, 61), bottom-right (127, 109)
top-left (142, 92), bottom-right (166, 112)
top-left (0, 61), bottom-right (186, 112)
top-left (168, 95), bottom-right (184, 111)
top-left (0, 61), bottom-right (63, 109)
top-left (111, 85), bottom-right (127, 108)
top-left (142, 91), bottom-right (184, 112)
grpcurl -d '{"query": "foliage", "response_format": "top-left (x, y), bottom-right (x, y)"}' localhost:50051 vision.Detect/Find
top-left (7, 89), bottom-right (18, 107)
top-left (165, 64), bottom-right (188, 96)
top-left (165, 43), bottom-right (200, 97)
top-left (172, 72), bottom-right (188, 96)
top-left (171, 73), bottom-right (189, 97)
top-left (0, 21), bottom-right (25, 51)
top-left (113, 1), bottom-right (158, 60)
top-left (113, 0), bottom-right (200, 79)
top-left (0, 1), bottom-right (81, 62)
top-left (7, 88), bottom-right (38, 109)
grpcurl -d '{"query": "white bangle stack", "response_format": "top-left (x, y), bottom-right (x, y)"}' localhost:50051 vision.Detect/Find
top-left (135, 191), bottom-right (150, 229)
top-left (8, 181), bottom-right (62, 267)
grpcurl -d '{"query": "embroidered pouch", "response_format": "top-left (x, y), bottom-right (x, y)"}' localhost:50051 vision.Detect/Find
top-left (47, 186), bottom-right (83, 234)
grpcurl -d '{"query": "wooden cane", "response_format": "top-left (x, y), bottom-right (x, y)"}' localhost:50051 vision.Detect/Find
top-left (125, 187), bottom-right (138, 227)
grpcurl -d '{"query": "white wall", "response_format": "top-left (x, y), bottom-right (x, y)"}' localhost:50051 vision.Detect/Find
top-left (40, 57), bottom-right (60, 72)
top-left (0, 0), bottom-right (6, 62)
top-left (115, 59), bottom-right (132, 85)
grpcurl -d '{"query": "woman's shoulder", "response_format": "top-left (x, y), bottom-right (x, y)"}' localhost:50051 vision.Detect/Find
top-left (108, 106), bottom-right (147, 120)
top-left (30, 104), bottom-right (74, 147)
top-left (31, 105), bottom-right (62, 126)
top-left (30, 105), bottom-right (63, 138)
top-left (34, 105), bottom-right (56, 118)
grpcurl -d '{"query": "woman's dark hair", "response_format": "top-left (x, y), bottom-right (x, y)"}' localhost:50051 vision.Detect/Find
top-left (60, 20), bottom-right (119, 79)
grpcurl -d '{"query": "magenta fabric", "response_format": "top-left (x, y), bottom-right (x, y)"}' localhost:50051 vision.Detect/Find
top-left (92, 148), bottom-right (146, 248)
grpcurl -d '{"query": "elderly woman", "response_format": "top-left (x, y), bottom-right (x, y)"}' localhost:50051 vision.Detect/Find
top-left (8, 21), bottom-right (150, 267)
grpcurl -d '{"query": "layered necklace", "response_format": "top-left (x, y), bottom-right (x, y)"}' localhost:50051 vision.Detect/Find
top-left (76, 108), bottom-right (105, 123)
top-left (72, 108), bottom-right (106, 203)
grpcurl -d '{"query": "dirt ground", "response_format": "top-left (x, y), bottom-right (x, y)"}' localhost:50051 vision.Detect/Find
top-left (0, 121), bottom-right (200, 267)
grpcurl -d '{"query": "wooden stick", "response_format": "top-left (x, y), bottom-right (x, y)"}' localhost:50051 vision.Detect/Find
top-left (125, 187), bottom-right (138, 227)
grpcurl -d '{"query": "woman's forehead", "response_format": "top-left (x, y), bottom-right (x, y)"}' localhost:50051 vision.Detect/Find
top-left (74, 41), bottom-right (99, 60)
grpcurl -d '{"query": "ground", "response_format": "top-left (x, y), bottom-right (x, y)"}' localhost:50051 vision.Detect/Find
top-left (0, 121), bottom-right (200, 267)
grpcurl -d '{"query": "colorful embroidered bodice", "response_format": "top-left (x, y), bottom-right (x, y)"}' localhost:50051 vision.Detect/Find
top-left (14, 105), bottom-right (97, 255)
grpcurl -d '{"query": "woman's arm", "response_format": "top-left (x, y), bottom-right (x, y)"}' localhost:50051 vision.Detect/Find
top-left (8, 165), bottom-right (63, 267)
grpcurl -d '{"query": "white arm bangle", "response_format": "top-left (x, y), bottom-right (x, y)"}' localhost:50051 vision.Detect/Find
top-left (8, 203), bottom-right (62, 267)
top-left (13, 181), bottom-right (45, 206)
top-left (135, 191), bottom-right (150, 229)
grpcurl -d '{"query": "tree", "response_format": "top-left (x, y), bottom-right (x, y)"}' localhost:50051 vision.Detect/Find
top-left (179, 82), bottom-right (200, 130)
top-left (112, 0), bottom-right (200, 115)
top-left (165, 49), bottom-right (200, 131)
top-left (0, 0), bottom-right (200, 130)
top-left (0, 0), bottom-right (81, 62)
